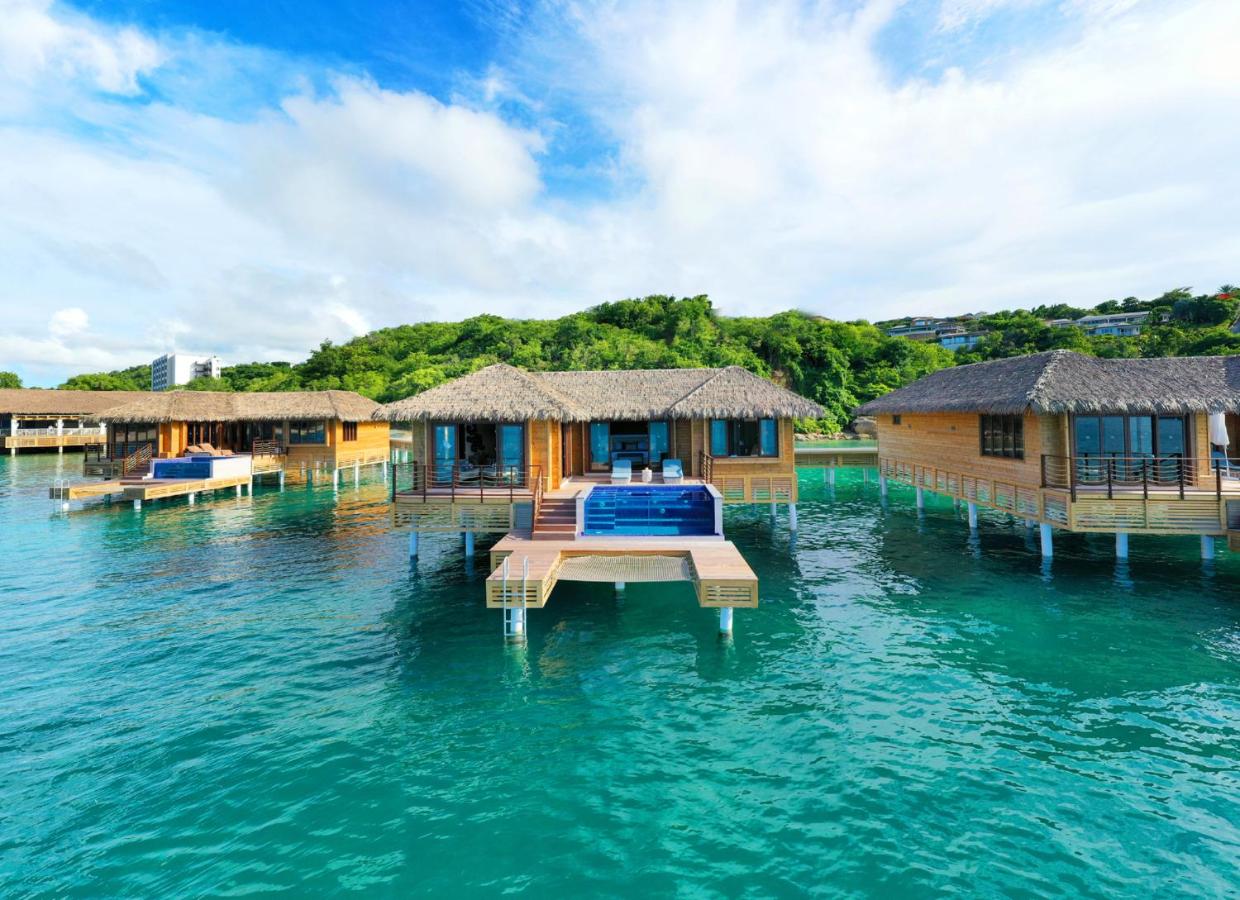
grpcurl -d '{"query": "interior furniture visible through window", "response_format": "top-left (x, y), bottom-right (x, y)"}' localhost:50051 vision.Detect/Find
top-left (979, 414), bottom-right (1024, 459)
top-left (110, 422), bottom-right (157, 459)
top-left (432, 423), bottom-right (526, 482)
top-left (709, 419), bottom-right (778, 458)
top-left (1072, 414), bottom-right (1186, 481)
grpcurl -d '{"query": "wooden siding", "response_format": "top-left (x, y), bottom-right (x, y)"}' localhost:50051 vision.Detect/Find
top-left (527, 419), bottom-right (561, 489)
top-left (693, 418), bottom-right (799, 503)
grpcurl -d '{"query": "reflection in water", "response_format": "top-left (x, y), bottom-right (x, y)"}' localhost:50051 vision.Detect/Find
top-left (0, 456), bottom-right (1238, 897)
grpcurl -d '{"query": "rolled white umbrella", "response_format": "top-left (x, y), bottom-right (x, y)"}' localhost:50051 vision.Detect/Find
top-left (1208, 411), bottom-right (1229, 447)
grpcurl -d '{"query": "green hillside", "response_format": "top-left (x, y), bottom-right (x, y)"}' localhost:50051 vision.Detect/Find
top-left (55, 288), bottom-right (1240, 433)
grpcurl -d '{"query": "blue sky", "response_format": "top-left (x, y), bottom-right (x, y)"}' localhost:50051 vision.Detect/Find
top-left (2, 0), bottom-right (1239, 385)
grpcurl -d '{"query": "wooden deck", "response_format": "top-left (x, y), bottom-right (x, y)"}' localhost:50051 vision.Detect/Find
top-left (794, 445), bottom-right (879, 468)
top-left (484, 534), bottom-right (759, 609)
top-left (4, 433), bottom-right (102, 450)
top-left (881, 455), bottom-right (1240, 536)
top-left (52, 474), bottom-right (252, 503)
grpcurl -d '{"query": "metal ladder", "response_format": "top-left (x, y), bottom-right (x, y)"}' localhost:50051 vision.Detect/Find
top-left (500, 555), bottom-right (529, 640)
top-left (51, 479), bottom-right (70, 507)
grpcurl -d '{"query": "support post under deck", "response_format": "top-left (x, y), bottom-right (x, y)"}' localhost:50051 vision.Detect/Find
top-left (827, 469), bottom-right (835, 488)
top-left (1201, 535), bottom-right (1215, 560)
top-left (1040, 523), bottom-right (1054, 558)
top-left (408, 531), bottom-right (419, 559)
top-left (915, 487), bottom-right (925, 510)
top-left (789, 503), bottom-right (798, 533)
top-left (464, 531), bottom-right (475, 557)
top-left (967, 502), bottom-right (978, 530)
top-left (719, 607), bottom-right (734, 634)
top-left (1115, 532), bottom-right (1128, 559)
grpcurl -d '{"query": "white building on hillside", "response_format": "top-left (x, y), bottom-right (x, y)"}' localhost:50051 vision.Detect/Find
top-left (151, 353), bottom-right (223, 391)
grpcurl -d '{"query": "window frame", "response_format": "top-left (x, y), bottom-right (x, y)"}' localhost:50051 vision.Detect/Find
top-left (288, 419), bottom-right (328, 445)
top-left (342, 421), bottom-right (358, 442)
top-left (979, 414), bottom-right (1024, 460)
top-left (708, 418), bottom-right (780, 459)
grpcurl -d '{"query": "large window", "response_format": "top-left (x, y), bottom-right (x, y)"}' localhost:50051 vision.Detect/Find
top-left (111, 422), bottom-right (157, 458)
top-left (979, 415), bottom-right (1024, 459)
top-left (709, 419), bottom-right (779, 458)
top-left (288, 420), bottom-right (327, 445)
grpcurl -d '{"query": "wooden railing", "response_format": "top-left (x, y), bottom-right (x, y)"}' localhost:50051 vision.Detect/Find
top-left (251, 439), bottom-right (285, 457)
top-left (1040, 454), bottom-right (1221, 501)
top-left (121, 443), bottom-right (153, 477)
top-left (390, 460), bottom-right (538, 503)
top-left (699, 450), bottom-right (713, 484)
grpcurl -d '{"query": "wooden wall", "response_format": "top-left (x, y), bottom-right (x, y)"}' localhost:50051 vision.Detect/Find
top-left (527, 419), bottom-right (561, 488)
top-left (875, 411), bottom-right (1065, 489)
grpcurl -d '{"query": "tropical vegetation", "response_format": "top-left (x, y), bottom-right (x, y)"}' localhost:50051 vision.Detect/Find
top-left (53, 287), bottom-right (1240, 434)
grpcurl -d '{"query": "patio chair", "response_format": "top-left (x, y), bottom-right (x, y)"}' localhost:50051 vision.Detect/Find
top-left (611, 459), bottom-right (632, 484)
top-left (1211, 448), bottom-right (1234, 478)
top-left (662, 458), bottom-right (684, 484)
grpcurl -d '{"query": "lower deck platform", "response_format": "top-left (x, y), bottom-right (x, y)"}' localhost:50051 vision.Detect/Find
top-left (52, 474), bottom-right (252, 503)
top-left (484, 533), bottom-right (759, 609)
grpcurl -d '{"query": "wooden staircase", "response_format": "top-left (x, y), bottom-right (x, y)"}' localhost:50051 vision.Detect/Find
top-left (532, 497), bottom-right (577, 540)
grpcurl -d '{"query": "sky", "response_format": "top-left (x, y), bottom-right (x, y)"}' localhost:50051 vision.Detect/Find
top-left (1, 0), bottom-right (1238, 386)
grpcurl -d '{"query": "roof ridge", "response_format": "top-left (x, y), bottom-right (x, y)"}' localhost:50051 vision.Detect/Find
top-left (507, 365), bottom-right (584, 418)
top-left (664, 368), bottom-right (730, 416)
top-left (1024, 349), bottom-right (1073, 413)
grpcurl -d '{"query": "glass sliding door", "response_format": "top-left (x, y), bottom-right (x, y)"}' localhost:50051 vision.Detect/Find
top-left (433, 424), bottom-right (457, 485)
top-left (648, 421), bottom-right (669, 467)
top-left (589, 422), bottom-right (610, 469)
top-left (1128, 416), bottom-right (1154, 480)
top-left (499, 424), bottom-right (524, 481)
top-left (1156, 416), bottom-right (1186, 482)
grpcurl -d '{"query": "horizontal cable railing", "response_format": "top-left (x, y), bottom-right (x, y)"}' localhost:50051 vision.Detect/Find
top-left (1040, 453), bottom-right (1231, 500)
top-left (390, 460), bottom-right (539, 504)
top-left (251, 439), bottom-right (285, 457)
top-left (13, 427), bottom-right (102, 436)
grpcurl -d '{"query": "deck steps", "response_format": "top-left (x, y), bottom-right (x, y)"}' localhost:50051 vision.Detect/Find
top-left (533, 498), bottom-right (578, 541)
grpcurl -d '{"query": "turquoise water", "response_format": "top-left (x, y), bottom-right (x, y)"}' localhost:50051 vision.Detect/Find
top-left (2, 453), bottom-right (1238, 897)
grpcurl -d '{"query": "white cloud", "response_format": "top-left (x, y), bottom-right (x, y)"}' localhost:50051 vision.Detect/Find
top-left (48, 306), bottom-right (88, 337)
top-left (0, 0), bottom-right (1238, 385)
top-left (0, 0), bottom-right (161, 94)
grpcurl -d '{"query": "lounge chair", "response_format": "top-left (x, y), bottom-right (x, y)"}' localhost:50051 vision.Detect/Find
top-left (611, 459), bottom-right (632, 484)
top-left (662, 458), bottom-right (684, 484)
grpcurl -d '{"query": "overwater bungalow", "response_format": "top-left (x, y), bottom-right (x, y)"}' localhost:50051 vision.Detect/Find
top-left (374, 364), bottom-right (825, 636)
top-left (80, 390), bottom-right (389, 485)
top-left (0, 389), bottom-right (148, 455)
top-left (856, 350), bottom-right (1240, 556)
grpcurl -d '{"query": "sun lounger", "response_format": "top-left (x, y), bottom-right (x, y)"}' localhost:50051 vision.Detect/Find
top-left (662, 458), bottom-right (684, 484)
top-left (611, 459), bottom-right (632, 484)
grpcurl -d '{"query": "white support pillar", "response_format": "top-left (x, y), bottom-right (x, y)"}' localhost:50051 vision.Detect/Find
top-left (915, 487), bottom-right (925, 510)
top-left (879, 475), bottom-right (888, 498)
top-left (353, 461), bottom-right (360, 486)
top-left (789, 502), bottom-right (798, 533)
top-left (464, 530), bottom-right (475, 557)
top-left (332, 468), bottom-right (340, 491)
top-left (278, 470), bottom-right (285, 491)
top-left (382, 460), bottom-right (388, 481)
top-left (1201, 535), bottom-right (1215, 560)
top-left (614, 581), bottom-right (625, 594)
top-left (1115, 531), bottom-right (1128, 559)
top-left (1040, 523), bottom-right (1054, 558)
top-left (188, 492), bottom-right (195, 506)
top-left (862, 469), bottom-right (869, 484)
top-left (967, 502), bottom-right (978, 530)
top-left (408, 531), bottom-right (419, 559)
top-left (827, 468), bottom-right (836, 488)
top-left (770, 501), bottom-right (777, 521)
top-left (719, 607), bottom-right (734, 634)
top-left (133, 499), bottom-right (142, 511)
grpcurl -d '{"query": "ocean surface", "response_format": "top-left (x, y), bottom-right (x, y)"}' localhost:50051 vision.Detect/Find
top-left (1, 453), bottom-right (1238, 897)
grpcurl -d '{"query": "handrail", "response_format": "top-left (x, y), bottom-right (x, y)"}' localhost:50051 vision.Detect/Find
top-left (389, 460), bottom-right (540, 503)
top-left (698, 450), bottom-right (713, 484)
top-left (251, 439), bottom-right (285, 457)
top-left (1039, 453), bottom-right (1215, 500)
top-left (121, 443), bottom-right (153, 477)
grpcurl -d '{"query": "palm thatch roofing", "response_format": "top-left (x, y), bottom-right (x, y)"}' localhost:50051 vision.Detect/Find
top-left (373, 364), bottom-right (824, 422)
top-left (88, 390), bottom-right (380, 424)
top-left (0, 389), bottom-right (151, 416)
top-left (856, 350), bottom-right (1240, 416)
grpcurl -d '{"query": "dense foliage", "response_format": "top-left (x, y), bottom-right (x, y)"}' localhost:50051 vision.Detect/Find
top-left (55, 287), bottom-right (1240, 432)
top-left (0, 371), bottom-right (21, 389)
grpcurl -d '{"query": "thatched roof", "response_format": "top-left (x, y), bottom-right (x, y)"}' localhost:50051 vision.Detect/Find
top-left (0, 389), bottom-right (151, 416)
top-left (856, 350), bottom-right (1240, 416)
top-left (373, 364), bottom-right (824, 422)
top-left (373, 365), bottom-right (584, 423)
top-left (88, 390), bottom-right (379, 424)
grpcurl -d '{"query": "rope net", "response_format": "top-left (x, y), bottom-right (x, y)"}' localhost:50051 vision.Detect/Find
top-left (555, 554), bottom-right (693, 583)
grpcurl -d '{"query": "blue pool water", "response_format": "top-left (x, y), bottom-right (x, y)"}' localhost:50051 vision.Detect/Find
top-left (1, 455), bottom-right (1239, 895)
top-left (583, 485), bottom-right (716, 535)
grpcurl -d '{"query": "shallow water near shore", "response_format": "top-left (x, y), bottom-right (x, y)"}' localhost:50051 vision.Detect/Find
top-left (2, 453), bottom-right (1238, 897)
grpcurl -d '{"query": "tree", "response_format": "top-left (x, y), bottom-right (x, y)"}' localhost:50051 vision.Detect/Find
top-left (182, 376), bottom-right (233, 392)
top-left (0, 371), bottom-right (20, 389)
